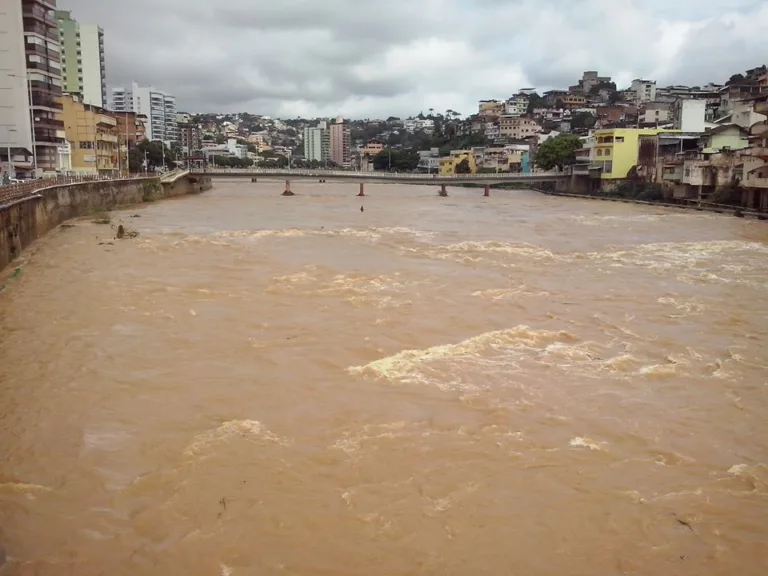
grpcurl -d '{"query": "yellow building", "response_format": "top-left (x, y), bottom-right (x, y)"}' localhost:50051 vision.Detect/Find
top-left (58, 95), bottom-right (119, 174)
top-left (593, 128), bottom-right (680, 179)
top-left (439, 150), bottom-right (477, 175)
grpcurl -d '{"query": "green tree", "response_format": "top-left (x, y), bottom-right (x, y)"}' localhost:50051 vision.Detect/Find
top-left (130, 139), bottom-right (173, 171)
top-left (455, 158), bottom-right (472, 174)
top-left (534, 134), bottom-right (583, 171)
top-left (170, 141), bottom-right (183, 160)
top-left (526, 92), bottom-right (550, 114)
top-left (571, 112), bottom-right (596, 130)
top-left (372, 149), bottom-right (419, 171)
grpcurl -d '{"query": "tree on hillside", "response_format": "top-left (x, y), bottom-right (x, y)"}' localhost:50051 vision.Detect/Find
top-left (526, 92), bottom-right (550, 114)
top-left (727, 73), bottom-right (746, 86)
top-left (571, 112), bottom-right (597, 130)
top-left (535, 134), bottom-right (583, 171)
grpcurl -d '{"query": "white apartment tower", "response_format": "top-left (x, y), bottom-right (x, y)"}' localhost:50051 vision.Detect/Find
top-left (55, 10), bottom-right (106, 108)
top-left (0, 0), bottom-right (34, 175)
top-left (111, 82), bottom-right (177, 143)
top-left (303, 120), bottom-right (328, 163)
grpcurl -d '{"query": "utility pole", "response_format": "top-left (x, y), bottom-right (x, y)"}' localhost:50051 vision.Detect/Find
top-left (6, 128), bottom-right (17, 179)
top-left (124, 113), bottom-right (130, 175)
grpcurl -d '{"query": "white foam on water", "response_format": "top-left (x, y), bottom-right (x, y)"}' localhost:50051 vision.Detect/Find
top-left (728, 464), bottom-right (751, 476)
top-left (268, 269), bottom-right (424, 309)
top-left (409, 241), bottom-right (559, 267)
top-left (214, 226), bottom-right (429, 243)
top-left (569, 436), bottom-right (606, 451)
top-left (183, 419), bottom-right (288, 459)
top-left (472, 286), bottom-right (551, 299)
top-left (331, 421), bottom-right (432, 456)
top-left (0, 482), bottom-right (53, 494)
top-left (585, 240), bottom-right (768, 286)
top-left (657, 297), bottom-right (705, 315)
top-left (347, 326), bottom-right (576, 391)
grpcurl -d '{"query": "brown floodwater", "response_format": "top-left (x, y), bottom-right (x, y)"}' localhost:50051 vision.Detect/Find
top-left (1, 180), bottom-right (767, 575)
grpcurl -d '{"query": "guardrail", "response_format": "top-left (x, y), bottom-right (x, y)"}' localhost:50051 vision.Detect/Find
top-left (195, 168), bottom-right (562, 180)
top-left (0, 173), bottom-right (155, 206)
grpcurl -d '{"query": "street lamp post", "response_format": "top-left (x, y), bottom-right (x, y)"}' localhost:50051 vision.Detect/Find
top-left (9, 73), bottom-right (36, 175)
top-left (6, 128), bottom-right (17, 179)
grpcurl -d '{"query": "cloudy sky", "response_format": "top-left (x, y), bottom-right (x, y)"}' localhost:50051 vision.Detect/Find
top-left (58, 0), bottom-right (767, 119)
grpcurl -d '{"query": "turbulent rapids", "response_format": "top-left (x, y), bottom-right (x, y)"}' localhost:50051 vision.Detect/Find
top-left (0, 180), bottom-right (767, 575)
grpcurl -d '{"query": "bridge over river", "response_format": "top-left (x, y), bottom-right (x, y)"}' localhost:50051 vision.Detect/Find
top-left (191, 168), bottom-right (569, 186)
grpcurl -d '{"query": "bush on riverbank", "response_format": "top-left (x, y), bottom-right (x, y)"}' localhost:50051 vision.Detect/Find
top-left (597, 181), bottom-right (664, 202)
top-left (141, 182), bottom-right (161, 202)
top-left (711, 184), bottom-right (742, 206)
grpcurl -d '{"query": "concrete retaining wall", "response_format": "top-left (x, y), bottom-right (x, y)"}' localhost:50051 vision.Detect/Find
top-left (0, 175), bottom-right (212, 271)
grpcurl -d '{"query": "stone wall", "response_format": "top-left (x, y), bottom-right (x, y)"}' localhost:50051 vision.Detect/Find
top-left (0, 176), bottom-right (211, 271)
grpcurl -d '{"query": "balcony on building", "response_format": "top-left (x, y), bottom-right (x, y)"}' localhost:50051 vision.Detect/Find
top-left (31, 93), bottom-right (63, 111)
top-left (96, 114), bottom-right (117, 128)
top-left (34, 127), bottom-right (64, 145)
top-left (22, 2), bottom-right (54, 25)
top-left (34, 116), bottom-right (64, 130)
top-left (23, 23), bottom-right (59, 42)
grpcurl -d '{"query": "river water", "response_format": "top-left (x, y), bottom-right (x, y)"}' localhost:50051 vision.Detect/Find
top-left (1, 180), bottom-right (767, 575)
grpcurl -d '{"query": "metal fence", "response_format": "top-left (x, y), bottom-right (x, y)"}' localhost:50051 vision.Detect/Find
top-left (0, 173), bottom-right (155, 206)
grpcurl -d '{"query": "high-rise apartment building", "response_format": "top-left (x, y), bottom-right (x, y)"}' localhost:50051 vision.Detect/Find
top-left (329, 117), bottom-right (350, 167)
top-left (22, 0), bottom-right (66, 173)
top-left (110, 82), bottom-right (178, 143)
top-left (0, 0), bottom-right (34, 176)
top-left (179, 122), bottom-right (202, 158)
top-left (55, 10), bottom-right (106, 108)
top-left (303, 120), bottom-right (329, 163)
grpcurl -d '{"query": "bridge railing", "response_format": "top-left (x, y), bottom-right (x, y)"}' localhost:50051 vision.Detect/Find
top-left (0, 173), bottom-right (155, 206)
top-left (160, 168), bottom-right (190, 184)
top-left (196, 168), bottom-right (559, 180)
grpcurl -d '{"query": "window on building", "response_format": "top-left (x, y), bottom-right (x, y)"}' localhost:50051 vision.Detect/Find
top-left (615, 137), bottom-right (624, 143)
top-left (79, 141), bottom-right (93, 149)
top-left (604, 149), bottom-right (610, 156)
top-left (597, 149), bottom-right (603, 156)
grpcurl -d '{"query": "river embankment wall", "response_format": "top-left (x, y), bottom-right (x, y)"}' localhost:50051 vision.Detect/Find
top-left (0, 175), bottom-right (212, 270)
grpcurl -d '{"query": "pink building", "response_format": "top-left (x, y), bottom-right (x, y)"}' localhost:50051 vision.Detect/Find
top-left (329, 117), bottom-right (351, 167)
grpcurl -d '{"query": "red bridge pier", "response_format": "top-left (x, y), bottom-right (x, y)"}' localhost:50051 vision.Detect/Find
top-left (438, 184), bottom-right (448, 197)
top-left (483, 185), bottom-right (490, 197)
top-left (358, 183), bottom-right (365, 196)
top-left (282, 180), bottom-right (294, 196)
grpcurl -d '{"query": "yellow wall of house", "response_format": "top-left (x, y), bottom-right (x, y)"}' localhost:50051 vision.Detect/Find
top-left (439, 151), bottom-right (477, 175)
top-left (594, 128), bottom-right (680, 179)
top-left (58, 96), bottom-right (119, 173)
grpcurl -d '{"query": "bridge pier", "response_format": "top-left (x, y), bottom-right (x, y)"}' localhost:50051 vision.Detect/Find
top-left (358, 183), bottom-right (365, 196)
top-left (438, 184), bottom-right (448, 197)
top-left (484, 185), bottom-right (490, 197)
top-left (282, 180), bottom-right (294, 196)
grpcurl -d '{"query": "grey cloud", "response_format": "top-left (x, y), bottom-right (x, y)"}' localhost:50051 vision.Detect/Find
top-left (58, 0), bottom-right (768, 117)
